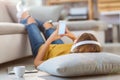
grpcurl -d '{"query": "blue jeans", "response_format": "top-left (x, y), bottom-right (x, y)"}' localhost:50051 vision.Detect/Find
top-left (20, 18), bottom-right (64, 57)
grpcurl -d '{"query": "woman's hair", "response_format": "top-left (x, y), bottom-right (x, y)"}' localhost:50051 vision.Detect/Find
top-left (73, 33), bottom-right (102, 53)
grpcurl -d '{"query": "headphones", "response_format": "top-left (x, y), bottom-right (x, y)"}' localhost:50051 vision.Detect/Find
top-left (71, 40), bottom-right (101, 52)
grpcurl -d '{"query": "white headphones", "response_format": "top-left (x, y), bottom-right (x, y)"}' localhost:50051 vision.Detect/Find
top-left (71, 40), bottom-right (101, 52)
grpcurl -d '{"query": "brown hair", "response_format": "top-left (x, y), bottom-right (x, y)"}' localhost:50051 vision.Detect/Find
top-left (73, 33), bottom-right (102, 53)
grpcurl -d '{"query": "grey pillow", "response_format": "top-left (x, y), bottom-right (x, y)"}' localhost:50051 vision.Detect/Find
top-left (37, 52), bottom-right (120, 77)
top-left (28, 5), bottom-right (63, 22)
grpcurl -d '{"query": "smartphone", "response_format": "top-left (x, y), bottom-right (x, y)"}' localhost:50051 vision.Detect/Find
top-left (58, 21), bottom-right (66, 35)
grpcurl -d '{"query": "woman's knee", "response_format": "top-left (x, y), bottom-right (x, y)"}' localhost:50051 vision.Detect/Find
top-left (43, 22), bottom-right (53, 30)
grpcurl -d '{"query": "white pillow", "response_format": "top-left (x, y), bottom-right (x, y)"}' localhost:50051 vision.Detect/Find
top-left (28, 5), bottom-right (63, 22)
top-left (37, 52), bottom-right (120, 77)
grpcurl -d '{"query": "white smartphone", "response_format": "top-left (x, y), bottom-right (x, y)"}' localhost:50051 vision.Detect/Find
top-left (58, 21), bottom-right (66, 35)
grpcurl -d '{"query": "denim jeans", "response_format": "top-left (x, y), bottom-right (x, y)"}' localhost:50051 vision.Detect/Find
top-left (20, 18), bottom-right (64, 57)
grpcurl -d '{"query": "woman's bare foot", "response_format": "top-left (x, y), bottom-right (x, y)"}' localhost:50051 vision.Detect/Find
top-left (43, 22), bottom-right (53, 30)
top-left (21, 11), bottom-right (30, 19)
top-left (27, 17), bottom-right (36, 24)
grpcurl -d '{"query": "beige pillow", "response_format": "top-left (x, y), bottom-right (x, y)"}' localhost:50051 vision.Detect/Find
top-left (0, 1), bottom-right (12, 22)
top-left (38, 52), bottom-right (120, 77)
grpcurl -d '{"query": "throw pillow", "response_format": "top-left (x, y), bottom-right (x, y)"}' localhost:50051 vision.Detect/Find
top-left (0, 1), bottom-right (12, 22)
top-left (37, 52), bottom-right (120, 77)
top-left (28, 5), bottom-right (63, 22)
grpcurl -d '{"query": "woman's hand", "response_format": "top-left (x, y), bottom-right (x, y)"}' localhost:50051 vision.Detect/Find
top-left (64, 27), bottom-right (77, 41)
top-left (46, 26), bottom-right (77, 44)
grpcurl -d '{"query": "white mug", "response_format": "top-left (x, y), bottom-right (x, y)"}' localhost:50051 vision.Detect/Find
top-left (13, 66), bottom-right (25, 78)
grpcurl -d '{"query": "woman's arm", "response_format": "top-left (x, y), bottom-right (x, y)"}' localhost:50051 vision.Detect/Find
top-left (34, 27), bottom-right (63, 67)
top-left (34, 40), bottom-right (51, 67)
top-left (64, 27), bottom-right (77, 41)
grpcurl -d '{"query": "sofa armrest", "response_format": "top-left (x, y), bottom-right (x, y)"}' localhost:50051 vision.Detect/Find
top-left (0, 23), bottom-right (26, 35)
top-left (53, 20), bottom-right (108, 31)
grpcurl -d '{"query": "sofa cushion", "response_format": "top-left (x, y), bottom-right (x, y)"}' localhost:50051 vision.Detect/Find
top-left (28, 5), bottom-right (63, 22)
top-left (5, 2), bottom-right (18, 23)
top-left (38, 52), bottom-right (120, 77)
top-left (53, 20), bottom-right (106, 44)
top-left (0, 1), bottom-right (12, 22)
top-left (61, 30), bottom-right (104, 44)
top-left (53, 20), bottom-right (107, 31)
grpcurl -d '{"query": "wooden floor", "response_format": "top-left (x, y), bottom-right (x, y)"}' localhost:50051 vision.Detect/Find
top-left (0, 49), bottom-right (120, 80)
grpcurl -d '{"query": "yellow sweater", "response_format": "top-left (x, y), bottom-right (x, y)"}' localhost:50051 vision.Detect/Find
top-left (43, 44), bottom-right (73, 60)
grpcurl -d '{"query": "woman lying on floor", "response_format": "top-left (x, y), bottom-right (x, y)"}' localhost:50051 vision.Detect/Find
top-left (20, 11), bottom-right (102, 67)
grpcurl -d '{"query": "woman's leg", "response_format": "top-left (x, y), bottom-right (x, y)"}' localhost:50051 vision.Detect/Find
top-left (36, 20), bottom-right (64, 44)
top-left (20, 17), bottom-right (45, 58)
top-left (20, 11), bottom-right (63, 45)
top-left (35, 19), bottom-right (45, 33)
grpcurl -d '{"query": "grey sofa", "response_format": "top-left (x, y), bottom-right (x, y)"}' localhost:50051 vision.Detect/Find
top-left (0, 1), bottom-right (119, 64)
